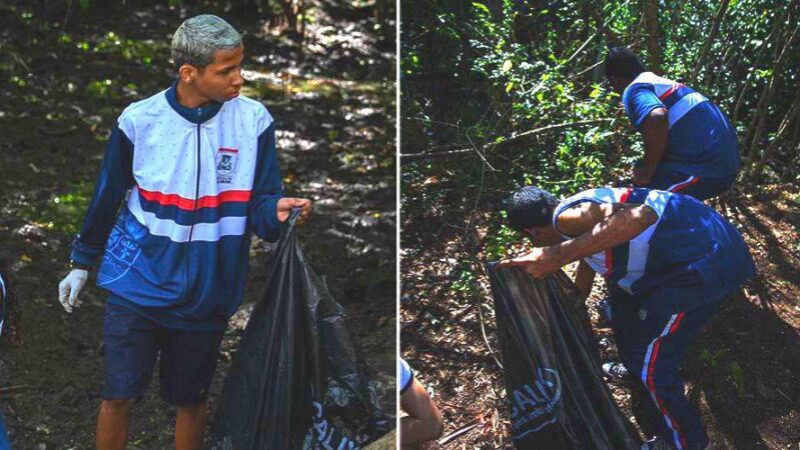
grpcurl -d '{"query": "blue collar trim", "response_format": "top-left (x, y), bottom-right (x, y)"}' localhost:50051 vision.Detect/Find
top-left (166, 81), bottom-right (223, 124)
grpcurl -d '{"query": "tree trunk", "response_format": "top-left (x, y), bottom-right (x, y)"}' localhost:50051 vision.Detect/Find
top-left (748, 84), bottom-right (800, 178)
top-left (742, 21), bottom-right (800, 162)
top-left (274, 0), bottom-right (300, 37)
top-left (585, 1), bottom-right (621, 47)
top-left (691, 0), bottom-right (730, 84)
top-left (731, 6), bottom-right (791, 123)
top-left (643, 0), bottom-right (661, 72)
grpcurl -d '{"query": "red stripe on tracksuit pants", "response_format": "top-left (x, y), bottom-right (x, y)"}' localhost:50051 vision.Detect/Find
top-left (611, 294), bottom-right (720, 450)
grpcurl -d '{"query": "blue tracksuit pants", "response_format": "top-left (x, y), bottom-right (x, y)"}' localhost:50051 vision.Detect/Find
top-left (0, 412), bottom-right (10, 450)
top-left (611, 290), bottom-right (721, 450)
top-left (644, 161), bottom-right (736, 201)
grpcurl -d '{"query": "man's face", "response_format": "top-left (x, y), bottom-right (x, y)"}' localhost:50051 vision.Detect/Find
top-left (192, 45), bottom-right (245, 103)
top-left (607, 75), bottom-right (627, 96)
top-left (522, 226), bottom-right (562, 247)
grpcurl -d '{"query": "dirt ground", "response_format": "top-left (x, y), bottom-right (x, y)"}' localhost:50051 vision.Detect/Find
top-left (401, 178), bottom-right (800, 449)
top-left (0, 1), bottom-right (395, 448)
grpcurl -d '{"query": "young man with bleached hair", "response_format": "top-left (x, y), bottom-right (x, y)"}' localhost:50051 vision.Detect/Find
top-left (57, 14), bottom-right (311, 450)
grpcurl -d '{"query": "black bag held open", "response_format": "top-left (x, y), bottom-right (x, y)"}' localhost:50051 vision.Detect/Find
top-left (486, 264), bottom-right (640, 449)
top-left (209, 210), bottom-right (390, 449)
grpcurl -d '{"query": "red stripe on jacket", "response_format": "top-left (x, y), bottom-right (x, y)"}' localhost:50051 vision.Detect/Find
top-left (138, 188), bottom-right (252, 211)
top-left (659, 84), bottom-right (684, 101)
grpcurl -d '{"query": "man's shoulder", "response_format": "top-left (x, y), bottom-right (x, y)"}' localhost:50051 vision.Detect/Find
top-left (227, 94), bottom-right (267, 115)
top-left (118, 89), bottom-right (170, 123)
top-left (228, 94), bottom-right (274, 132)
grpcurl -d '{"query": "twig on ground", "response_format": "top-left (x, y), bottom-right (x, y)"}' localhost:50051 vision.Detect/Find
top-left (438, 419), bottom-right (480, 446)
top-left (774, 388), bottom-right (793, 403)
top-left (476, 295), bottom-right (502, 371)
top-left (0, 385), bottom-right (29, 393)
top-left (463, 158), bottom-right (503, 371)
top-left (62, 0), bottom-right (73, 34)
top-left (8, 52), bottom-right (30, 73)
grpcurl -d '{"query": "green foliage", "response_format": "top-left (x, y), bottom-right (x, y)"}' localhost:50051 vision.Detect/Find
top-left (451, 266), bottom-right (478, 294)
top-left (484, 220), bottom-right (518, 261)
top-left (78, 0), bottom-right (179, 9)
top-left (69, 31), bottom-right (167, 67)
top-left (402, 0), bottom-right (800, 259)
top-left (87, 79), bottom-right (114, 98)
top-left (730, 361), bottom-right (746, 397)
top-left (700, 347), bottom-right (731, 370)
top-left (20, 181), bottom-right (95, 234)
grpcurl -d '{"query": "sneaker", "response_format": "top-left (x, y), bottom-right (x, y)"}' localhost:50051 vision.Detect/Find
top-left (640, 437), bottom-right (676, 450)
top-left (602, 362), bottom-right (629, 383)
top-left (595, 297), bottom-right (613, 328)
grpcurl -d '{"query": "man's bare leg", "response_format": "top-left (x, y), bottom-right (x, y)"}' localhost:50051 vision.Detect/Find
top-left (96, 399), bottom-right (134, 450)
top-left (175, 402), bottom-right (208, 450)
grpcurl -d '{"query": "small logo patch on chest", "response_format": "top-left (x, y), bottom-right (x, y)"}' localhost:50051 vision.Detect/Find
top-left (216, 148), bottom-right (238, 183)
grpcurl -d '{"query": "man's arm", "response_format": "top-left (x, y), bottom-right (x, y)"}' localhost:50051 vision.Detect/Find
top-left (70, 126), bottom-right (135, 266)
top-left (401, 378), bottom-right (444, 447)
top-left (248, 123), bottom-right (284, 242)
top-left (497, 202), bottom-right (657, 278)
top-left (574, 259), bottom-right (595, 301)
top-left (634, 107), bottom-right (669, 186)
top-left (61, 126), bottom-right (134, 313)
top-left (551, 203), bottom-right (658, 267)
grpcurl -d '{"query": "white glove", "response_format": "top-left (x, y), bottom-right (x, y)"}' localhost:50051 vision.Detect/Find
top-left (58, 269), bottom-right (88, 313)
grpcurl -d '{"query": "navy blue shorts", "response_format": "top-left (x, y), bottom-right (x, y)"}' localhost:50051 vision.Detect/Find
top-left (102, 302), bottom-right (225, 406)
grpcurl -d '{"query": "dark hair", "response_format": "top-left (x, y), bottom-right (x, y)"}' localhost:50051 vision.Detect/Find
top-left (604, 47), bottom-right (646, 79)
top-left (506, 186), bottom-right (559, 231)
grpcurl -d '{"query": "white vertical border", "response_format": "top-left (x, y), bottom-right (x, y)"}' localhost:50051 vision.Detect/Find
top-left (395, 0), bottom-right (402, 445)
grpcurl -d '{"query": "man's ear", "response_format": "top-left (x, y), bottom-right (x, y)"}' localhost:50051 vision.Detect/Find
top-left (609, 75), bottom-right (627, 93)
top-left (522, 227), bottom-right (537, 239)
top-left (178, 64), bottom-right (197, 84)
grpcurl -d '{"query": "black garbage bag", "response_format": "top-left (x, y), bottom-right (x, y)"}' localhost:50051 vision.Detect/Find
top-left (486, 264), bottom-right (641, 449)
top-left (208, 211), bottom-right (391, 450)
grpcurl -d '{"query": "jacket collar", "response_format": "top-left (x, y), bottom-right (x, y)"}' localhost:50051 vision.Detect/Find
top-left (166, 80), bottom-right (223, 124)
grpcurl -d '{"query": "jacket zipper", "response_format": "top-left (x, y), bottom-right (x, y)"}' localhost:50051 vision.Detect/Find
top-left (184, 122), bottom-right (201, 302)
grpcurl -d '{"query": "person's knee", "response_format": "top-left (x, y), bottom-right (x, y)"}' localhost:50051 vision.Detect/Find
top-left (101, 398), bottom-right (136, 412)
top-left (419, 402), bottom-right (444, 441)
top-left (429, 415), bottom-right (444, 440)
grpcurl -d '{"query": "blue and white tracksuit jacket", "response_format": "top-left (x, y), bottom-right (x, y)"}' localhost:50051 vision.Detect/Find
top-left (70, 84), bottom-right (284, 330)
top-left (399, 358), bottom-right (413, 394)
top-left (0, 274), bottom-right (11, 449)
top-left (553, 187), bottom-right (755, 312)
top-left (554, 187), bottom-right (755, 449)
top-left (623, 72), bottom-right (740, 199)
top-left (0, 273), bottom-right (7, 335)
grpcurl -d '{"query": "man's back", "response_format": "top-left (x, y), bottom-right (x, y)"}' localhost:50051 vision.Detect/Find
top-left (553, 187), bottom-right (755, 311)
top-left (622, 72), bottom-right (740, 178)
